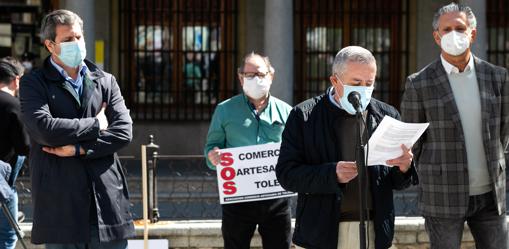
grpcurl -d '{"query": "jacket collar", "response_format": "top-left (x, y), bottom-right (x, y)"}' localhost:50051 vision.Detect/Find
top-left (41, 56), bottom-right (105, 83)
top-left (432, 55), bottom-right (490, 139)
top-left (41, 56), bottom-right (104, 111)
top-left (440, 54), bottom-right (475, 74)
top-left (242, 93), bottom-right (278, 121)
top-left (366, 98), bottom-right (384, 121)
top-left (473, 57), bottom-right (493, 141)
top-left (429, 58), bottom-right (463, 130)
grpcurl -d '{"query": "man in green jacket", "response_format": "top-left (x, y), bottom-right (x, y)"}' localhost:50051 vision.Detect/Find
top-left (204, 52), bottom-right (292, 249)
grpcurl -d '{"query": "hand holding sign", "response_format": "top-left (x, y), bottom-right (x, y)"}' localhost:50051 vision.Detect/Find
top-left (208, 146), bottom-right (221, 166)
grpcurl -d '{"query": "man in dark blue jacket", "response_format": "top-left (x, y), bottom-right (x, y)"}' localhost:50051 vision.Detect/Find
top-left (276, 46), bottom-right (417, 249)
top-left (19, 9), bottom-right (134, 248)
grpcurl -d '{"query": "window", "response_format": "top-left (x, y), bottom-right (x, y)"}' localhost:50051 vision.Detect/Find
top-left (487, 0), bottom-right (509, 69)
top-left (294, 0), bottom-right (410, 107)
top-left (119, 0), bottom-right (237, 120)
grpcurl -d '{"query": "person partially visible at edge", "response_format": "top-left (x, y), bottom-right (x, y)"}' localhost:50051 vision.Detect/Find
top-left (276, 46), bottom-right (418, 249)
top-left (204, 52), bottom-right (293, 249)
top-left (400, 3), bottom-right (509, 249)
top-left (19, 9), bottom-right (134, 249)
top-left (0, 57), bottom-right (30, 249)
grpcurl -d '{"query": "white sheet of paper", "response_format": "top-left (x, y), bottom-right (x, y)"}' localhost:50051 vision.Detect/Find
top-left (367, 116), bottom-right (429, 166)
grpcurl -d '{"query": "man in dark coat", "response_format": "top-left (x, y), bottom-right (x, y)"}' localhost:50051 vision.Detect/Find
top-left (276, 46), bottom-right (417, 249)
top-left (0, 57), bottom-right (30, 249)
top-left (19, 9), bottom-right (134, 248)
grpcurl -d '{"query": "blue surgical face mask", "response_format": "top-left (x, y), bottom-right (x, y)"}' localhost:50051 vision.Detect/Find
top-left (55, 40), bottom-right (87, 68)
top-left (336, 77), bottom-right (374, 115)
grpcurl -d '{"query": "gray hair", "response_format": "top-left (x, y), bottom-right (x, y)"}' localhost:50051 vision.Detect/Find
top-left (332, 46), bottom-right (376, 76)
top-left (432, 3), bottom-right (477, 31)
top-left (40, 9), bottom-right (84, 42)
top-left (237, 52), bottom-right (275, 74)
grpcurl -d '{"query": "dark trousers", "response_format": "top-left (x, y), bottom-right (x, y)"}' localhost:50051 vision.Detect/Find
top-left (221, 198), bottom-right (292, 249)
top-left (424, 191), bottom-right (508, 249)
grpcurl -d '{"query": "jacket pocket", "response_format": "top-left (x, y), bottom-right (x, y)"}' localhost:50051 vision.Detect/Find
top-left (294, 194), bottom-right (337, 246)
top-left (115, 155), bottom-right (130, 199)
top-left (417, 163), bottom-right (442, 187)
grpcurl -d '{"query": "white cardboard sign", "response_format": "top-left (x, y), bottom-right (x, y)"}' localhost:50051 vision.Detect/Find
top-left (128, 239), bottom-right (168, 249)
top-left (216, 143), bottom-right (296, 204)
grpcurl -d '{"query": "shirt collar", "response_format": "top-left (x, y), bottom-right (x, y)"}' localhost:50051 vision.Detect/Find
top-left (49, 57), bottom-right (88, 82)
top-left (243, 94), bottom-right (281, 123)
top-left (440, 54), bottom-right (475, 74)
top-left (328, 87), bottom-right (342, 109)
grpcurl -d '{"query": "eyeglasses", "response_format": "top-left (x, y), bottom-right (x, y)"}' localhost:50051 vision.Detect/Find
top-left (240, 72), bottom-right (270, 80)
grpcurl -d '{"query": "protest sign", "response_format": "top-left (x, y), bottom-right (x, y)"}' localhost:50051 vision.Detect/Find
top-left (216, 143), bottom-right (296, 204)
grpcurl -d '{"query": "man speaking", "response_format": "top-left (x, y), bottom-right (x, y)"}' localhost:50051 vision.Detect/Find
top-left (276, 46), bottom-right (417, 249)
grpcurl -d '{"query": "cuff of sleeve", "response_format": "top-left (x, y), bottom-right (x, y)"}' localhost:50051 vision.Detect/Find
top-left (75, 144), bottom-right (81, 157)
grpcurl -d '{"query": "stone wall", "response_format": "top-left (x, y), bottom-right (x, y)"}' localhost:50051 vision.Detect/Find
top-left (15, 217), bottom-right (484, 249)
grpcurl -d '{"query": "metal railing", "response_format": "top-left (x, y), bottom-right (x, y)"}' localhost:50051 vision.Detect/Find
top-left (129, 142), bottom-right (221, 220)
top-left (135, 135), bottom-right (421, 221)
top-left (16, 135), bottom-right (468, 222)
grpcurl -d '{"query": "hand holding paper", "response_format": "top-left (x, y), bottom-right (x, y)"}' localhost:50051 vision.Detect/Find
top-left (367, 116), bottom-right (429, 167)
top-left (385, 144), bottom-right (413, 172)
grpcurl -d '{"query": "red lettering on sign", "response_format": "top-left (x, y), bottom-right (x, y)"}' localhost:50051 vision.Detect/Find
top-left (221, 167), bottom-right (236, 180)
top-left (223, 181), bottom-right (237, 195)
top-left (219, 151), bottom-right (236, 196)
top-left (220, 152), bottom-right (234, 166)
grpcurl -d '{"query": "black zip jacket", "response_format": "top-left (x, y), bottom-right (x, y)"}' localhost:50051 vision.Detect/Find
top-left (276, 92), bottom-right (418, 249)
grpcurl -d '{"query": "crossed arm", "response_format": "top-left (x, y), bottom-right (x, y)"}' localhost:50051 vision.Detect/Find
top-left (20, 74), bottom-right (132, 159)
top-left (42, 104), bottom-right (109, 157)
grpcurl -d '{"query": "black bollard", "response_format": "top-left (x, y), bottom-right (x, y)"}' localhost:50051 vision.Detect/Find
top-left (145, 135), bottom-right (159, 223)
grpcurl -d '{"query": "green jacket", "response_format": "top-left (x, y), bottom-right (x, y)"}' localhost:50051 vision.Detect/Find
top-left (204, 94), bottom-right (292, 169)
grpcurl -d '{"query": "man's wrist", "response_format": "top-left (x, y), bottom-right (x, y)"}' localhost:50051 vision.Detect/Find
top-left (398, 165), bottom-right (409, 173)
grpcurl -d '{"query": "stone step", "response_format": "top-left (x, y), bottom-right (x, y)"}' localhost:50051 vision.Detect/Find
top-left (13, 217), bottom-right (487, 249)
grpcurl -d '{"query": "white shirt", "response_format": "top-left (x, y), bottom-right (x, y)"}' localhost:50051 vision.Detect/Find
top-left (440, 54), bottom-right (474, 74)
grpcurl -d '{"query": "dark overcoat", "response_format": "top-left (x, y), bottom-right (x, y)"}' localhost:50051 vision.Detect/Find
top-left (20, 57), bottom-right (134, 244)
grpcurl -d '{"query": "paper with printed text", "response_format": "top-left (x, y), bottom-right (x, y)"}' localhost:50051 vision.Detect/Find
top-left (367, 116), bottom-right (429, 166)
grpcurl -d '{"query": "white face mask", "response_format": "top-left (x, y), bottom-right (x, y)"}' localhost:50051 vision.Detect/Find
top-left (440, 30), bottom-right (470, 56)
top-left (242, 76), bottom-right (271, 99)
top-left (335, 77), bottom-right (374, 115)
